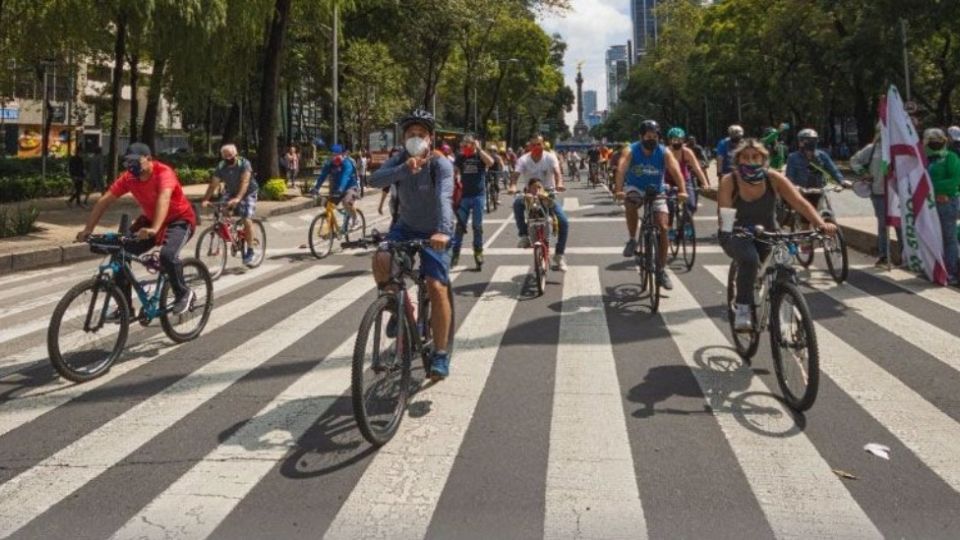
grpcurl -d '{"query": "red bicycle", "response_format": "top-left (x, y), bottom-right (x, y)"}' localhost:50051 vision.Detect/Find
top-left (524, 194), bottom-right (557, 296)
top-left (195, 203), bottom-right (267, 280)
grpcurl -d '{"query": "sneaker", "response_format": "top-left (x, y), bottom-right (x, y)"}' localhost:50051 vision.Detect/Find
top-left (874, 257), bottom-right (888, 268)
top-left (242, 247), bottom-right (255, 265)
top-left (517, 236), bottom-right (531, 249)
top-left (552, 253), bottom-right (568, 272)
top-left (657, 270), bottom-right (673, 290)
top-left (451, 249), bottom-right (460, 267)
top-left (171, 289), bottom-right (195, 316)
top-left (474, 248), bottom-right (484, 268)
top-left (622, 238), bottom-right (637, 258)
top-left (734, 303), bottom-right (753, 332)
top-left (430, 352), bottom-right (450, 381)
top-left (386, 314), bottom-right (398, 339)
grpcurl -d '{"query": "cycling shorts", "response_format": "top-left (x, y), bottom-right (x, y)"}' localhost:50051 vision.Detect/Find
top-left (381, 223), bottom-right (451, 285)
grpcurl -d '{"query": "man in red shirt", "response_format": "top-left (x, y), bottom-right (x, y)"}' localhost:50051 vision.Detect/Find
top-left (77, 143), bottom-right (197, 314)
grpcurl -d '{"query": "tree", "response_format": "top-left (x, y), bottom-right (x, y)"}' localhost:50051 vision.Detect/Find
top-left (340, 39), bottom-right (408, 150)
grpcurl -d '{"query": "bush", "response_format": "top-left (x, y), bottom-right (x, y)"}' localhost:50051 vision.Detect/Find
top-left (0, 174), bottom-right (72, 203)
top-left (260, 178), bottom-right (288, 201)
top-left (160, 153), bottom-right (220, 170)
top-left (0, 157), bottom-right (68, 178)
top-left (0, 205), bottom-right (40, 238)
top-left (175, 167), bottom-right (213, 186)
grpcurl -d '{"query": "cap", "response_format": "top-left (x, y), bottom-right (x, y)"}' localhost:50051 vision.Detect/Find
top-left (123, 142), bottom-right (152, 160)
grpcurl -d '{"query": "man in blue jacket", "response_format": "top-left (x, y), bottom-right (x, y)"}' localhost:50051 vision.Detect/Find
top-left (311, 144), bottom-right (360, 218)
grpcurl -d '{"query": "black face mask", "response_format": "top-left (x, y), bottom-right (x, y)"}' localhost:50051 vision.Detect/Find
top-left (670, 142), bottom-right (683, 150)
top-left (642, 139), bottom-right (658, 151)
top-left (730, 136), bottom-right (742, 144)
top-left (928, 142), bottom-right (945, 151)
top-left (802, 141), bottom-right (817, 151)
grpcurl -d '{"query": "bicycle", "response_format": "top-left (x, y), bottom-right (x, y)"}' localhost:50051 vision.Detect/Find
top-left (668, 187), bottom-right (698, 271)
top-left (567, 161), bottom-right (580, 182)
top-left (626, 186), bottom-right (667, 313)
top-left (485, 171), bottom-right (504, 213)
top-left (346, 232), bottom-right (456, 446)
top-left (48, 233), bottom-right (213, 382)
top-left (194, 202), bottom-right (267, 281)
top-left (726, 226), bottom-right (821, 411)
top-left (779, 185), bottom-right (848, 283)
top-left (588, 162), bottom-right (600, 188)
top-left (524, 193), bottom-right (558, 296)
top-left (307, 194), bottom-right (367, 259)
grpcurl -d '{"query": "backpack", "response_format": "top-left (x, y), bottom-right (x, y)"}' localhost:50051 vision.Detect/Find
top-left (393, 150), bottom-right (463, 229)
top-left (215, 156), bottom-right (258, 195)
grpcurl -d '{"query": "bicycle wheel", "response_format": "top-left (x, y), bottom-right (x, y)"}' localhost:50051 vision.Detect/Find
top-left (821, 217), bottom-right (848, 284)
top-left (345, 209), bottom-right (367, 242)
top-left (416, 283), bottom-right (456, 375)
top-left (48, 278), bottom-right (130, 383)
top-left (534, 244), bottom-right (546, 296)
top-left (352, 294), bottom-right (411, 446)
top-left (308, 213), bottom-right (336, 259)
top-left (242, 220), bottom-right (267, 268)
top-left (160, 258), bottom-right (214, 343)
top-left (647, 229), bottom-right (662, 313)
top-left (194, 226), bottom-right (227, 280)
top-left (681, 212), bottom-right (697, 271)
top-left (669, 210), bottom-right (681, 259)
top-left (726, 262), bottom-right (759, 362)
top-left (770, 282), bottom-right (819, 411)
top-left (636, 232), bottom-right (649, 293)
top-left (789, 217), bottom-right (815, 268)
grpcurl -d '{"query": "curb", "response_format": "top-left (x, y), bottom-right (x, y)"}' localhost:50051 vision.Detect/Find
top-left (0, 197), bottom-right (319, 276)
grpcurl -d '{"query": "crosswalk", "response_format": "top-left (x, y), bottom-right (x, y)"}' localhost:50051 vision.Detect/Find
top-left (1, 233), bottom-right (959, 538)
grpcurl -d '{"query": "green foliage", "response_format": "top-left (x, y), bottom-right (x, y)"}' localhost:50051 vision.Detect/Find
top-left (0, 158), bottom-right (69, 178)
top-left (0, 175), bottom-right (72, 203)
top-left (0, 205), bottom-right (40, 238)
top-left (259, 178), bottom-right (287, 201)
top-left (174, 167), bottom-right (213, 186)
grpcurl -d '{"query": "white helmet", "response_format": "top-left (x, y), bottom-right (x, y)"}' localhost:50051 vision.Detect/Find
top-left (798, 128), bottom-right (819, 140)
top-left (728, 125), bottom-right (744, 138)
top-left (948, 126), bottom-right (960, 142)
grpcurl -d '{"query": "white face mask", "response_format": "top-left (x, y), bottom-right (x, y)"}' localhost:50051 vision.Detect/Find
top-left (405, 136), bottom-right (428, 157)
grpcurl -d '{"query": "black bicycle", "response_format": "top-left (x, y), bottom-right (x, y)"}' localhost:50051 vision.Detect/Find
top-left (626, 186), bottom-right (667, 313)
top-left (726, 226), bottom-right (821, 411)
top-left (48, 233), bottom-right (213, 382)
top-left (668, 187), bottom-right (698, 271)
top-left (485, 171), bottom-right (506, 213)
top-left (346, 232), bottom-right (456, 446)
top-left (779, 185), bottom-right (848, 284)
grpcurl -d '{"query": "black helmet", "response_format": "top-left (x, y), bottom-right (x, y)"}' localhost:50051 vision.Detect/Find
top-left (399, 108), bottom-right (436, 134)
top-left (639, 120), bottom-right (660, 136)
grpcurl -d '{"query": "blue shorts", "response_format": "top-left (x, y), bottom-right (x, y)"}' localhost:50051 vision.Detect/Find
top-left (383, 223), bottom-right (451, 285)
top-left (222, 193), bottom-right (257, 219)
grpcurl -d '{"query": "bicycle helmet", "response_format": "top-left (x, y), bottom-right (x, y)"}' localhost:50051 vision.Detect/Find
top-left (948, 126), bottom-right (960, 142)
top-left (399, 108), bottom-right (436, 134)
top-left (639, 120), bottom-right (660, 136)
top-left (728, 124), bottom-right (744, 138)
top-left (798, 128), bottom-right (819, 141)
top-left (923, 128), bottom-right (947, 143)
top-left (666, 127), bottom-right (686, 140)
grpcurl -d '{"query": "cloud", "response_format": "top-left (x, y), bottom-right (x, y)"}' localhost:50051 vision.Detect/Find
top-left (539, 0), bottom-right (633, 128)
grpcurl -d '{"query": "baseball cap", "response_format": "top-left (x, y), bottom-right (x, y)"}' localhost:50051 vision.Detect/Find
top-left (123, 142), bottom-right (152, 160)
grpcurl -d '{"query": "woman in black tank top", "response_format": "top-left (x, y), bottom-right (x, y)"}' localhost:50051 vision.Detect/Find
top-left (717, 139), bottom-right (837, 330)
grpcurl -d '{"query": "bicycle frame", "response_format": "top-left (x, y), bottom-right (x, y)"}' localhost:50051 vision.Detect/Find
top-left (211, 206), bottom-right (247, 251)
top-left (95, 251), bottom-right (168, 324)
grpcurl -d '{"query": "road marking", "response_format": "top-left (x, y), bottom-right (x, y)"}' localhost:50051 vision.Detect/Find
top-left (483, 219), bottom-right (512, 250)
top-left (484, 215), bottom-right (716, 224)
top-left (659, 274), bottom-right (881, 539)
top-left (0, 264), bottom-right (327, 440)
top-left (0, 272), bottom-right (375, 538)
top-left (545, 266), bottom-right (648, 539)
top-left (851, 264), bottom-right (960, 314)
top-left (324, 265), bottom-right (526, 540)
top-left (484, 246), bottom-right (724, 256)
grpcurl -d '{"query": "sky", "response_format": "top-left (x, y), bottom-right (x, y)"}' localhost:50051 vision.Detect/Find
top-left (538, 0), bottom-right (633, 128)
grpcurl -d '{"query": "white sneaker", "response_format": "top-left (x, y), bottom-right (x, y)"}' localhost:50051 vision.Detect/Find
top-left (517, 236), bottom-right (531, 249)
top-left (552, 254), bottom-right (567, 272)
top-left (734, 303), bottom-right (753, 332)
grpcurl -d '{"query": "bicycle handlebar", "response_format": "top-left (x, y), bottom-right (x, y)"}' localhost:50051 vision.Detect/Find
top-left (730, 226), bottom-right (824, 242)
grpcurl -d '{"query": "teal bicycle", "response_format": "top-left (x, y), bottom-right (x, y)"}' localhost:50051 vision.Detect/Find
top-left (47, 233), bottom-right (214, 382)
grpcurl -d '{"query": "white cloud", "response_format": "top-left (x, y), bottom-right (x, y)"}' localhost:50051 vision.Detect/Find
top-left (539, 0), bottom-right (633, 128)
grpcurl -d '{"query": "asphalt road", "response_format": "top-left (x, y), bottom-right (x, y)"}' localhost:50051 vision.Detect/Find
top-left (0, 178), bottom-right (958, 539)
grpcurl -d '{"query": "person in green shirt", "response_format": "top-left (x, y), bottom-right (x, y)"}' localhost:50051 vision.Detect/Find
top-left (925, 128), bottom-right (960, 284)
top-left (761, 123), bottom-right (789, 170)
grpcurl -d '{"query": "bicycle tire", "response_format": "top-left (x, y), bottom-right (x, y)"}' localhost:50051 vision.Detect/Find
top-left (822, 217), bottom-right (848, 284)
top-left (669, 210), bottom-right (681, 259)
top-left (727, 262), bottom-right (759, 362)
top-left (160, 258), bottom-right (214, 343)
top-left (308, 213), bottom-right (335, 259)
top-left (534, 244), bottom-right (546, 296)
top-left (682, 212), bottom-right (697, 271)
top-left (352, 294), bottom-right (411, 447)
top-left (48, 278), bottom-right (130, 383)
top-left (789, 217), bottom-right (815, 268)
top-left (636, 232), bottom-right (649, 293)
top-left (770, 282), bottom-right (820, 411)
top-left (416, 280), bottom-right (456, 375)
top-left (243, 220), bottom-right (268, 268)
top-left (648, 228), bottom-right (661, 313)
top-left (194, 226), bottom-right (227, 280)
top-left (345, 209), bottom-right (367, 243)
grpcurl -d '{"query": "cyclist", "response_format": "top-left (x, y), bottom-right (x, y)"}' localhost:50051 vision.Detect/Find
top-left (201, 144), bottom-right (259, 265)
top-left (567, 150), bottom-right (581, 181)
top-left (785, 128), bottom-right (852, 209)
top-left (666, 127), bottom-right (710, 215)
top-left (587, 145), bottom-right (601, 185)
top-left (761, 123), bottom-right (789, 170)
top-left (512, 134), bottom-right (569, 271)
top-left (368, 109), bottom-right (455, 381)
top-left (613, 120), bottom-right (686, 291)
top-left (309, 143), bottom-right (360, 223)
top-left (76, 143), bottom-right (196, 315)
top-left (717, 138), bottom-right (836, 331)
top-left (451, 134), bottom-right (495, 267)
top-left (715, 124), bottom-right (744, 179)
top-left (685, 135), bottom-right (708, 171)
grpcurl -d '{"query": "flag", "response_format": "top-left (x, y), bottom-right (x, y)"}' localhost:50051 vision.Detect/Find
top-left (880, 86), bottom-right (948, 285)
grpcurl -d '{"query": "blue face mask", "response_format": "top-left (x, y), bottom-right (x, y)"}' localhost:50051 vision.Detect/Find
top-left (126, 159), bottom-right (144, 178)
top-left (738, 163), bottom-right (766, 183)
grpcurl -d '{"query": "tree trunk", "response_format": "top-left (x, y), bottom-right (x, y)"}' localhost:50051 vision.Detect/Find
top-left (107, 11), bottom-right (127, 179)
top-left (141, 56), bottom-right (166, 152)
top-left (256, 0), bottom-right (292, 180)
top-left (128, 53), bottom-right (140, 142)
top-left (222, 101), bottom-right (240, 144)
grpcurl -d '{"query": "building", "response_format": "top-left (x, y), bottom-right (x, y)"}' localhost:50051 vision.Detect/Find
top-left (631, 0), bottom-right (661, 61)
top-left (605, 46), bottom-right (629, 110)
top-left (586, 110), bottom-right (606, 129)
top-left (582, 90), bottom-right (598, 118)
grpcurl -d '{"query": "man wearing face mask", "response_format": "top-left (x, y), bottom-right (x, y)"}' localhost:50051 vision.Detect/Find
top-left (309, 144), bottom-right (360, 221)
top-left (785, 129), bottom-right (851, 210)
top-left (369, 109), bottom-right (456, 381)
top-left (76, 143), bottom-right (197, 315)
top-left (511, 134), bottom-right (569, 271)
top-left (716, 124), bottom-right (745, 179)
top-left (614, 120), bottom-right (687, 291)
top-left (451, 134), bottom-right (494, 268)
top-left (202, 144), bottom-right (259, 264)
top-left (924, 128), bottom-right (960, 284)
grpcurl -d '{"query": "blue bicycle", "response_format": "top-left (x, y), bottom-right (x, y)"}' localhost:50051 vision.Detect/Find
top-left (47, 233), bottom-right (214, 382)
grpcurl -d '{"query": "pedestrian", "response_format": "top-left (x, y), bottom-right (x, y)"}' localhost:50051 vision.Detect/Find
top-left (358, 150), bottom-right (369, 197)
top-left (282, 145), bottom-right (299, 187)
top-left (947, 126), bottom-right (960, 159)
top-left (67, 147), bottom-right (87, 208)
top-left (924, 128), bottom-right (960, 285)
top-left (84, 146), bottom-right (105, 205)
top-left (850, 129), bottom-right (902, 267)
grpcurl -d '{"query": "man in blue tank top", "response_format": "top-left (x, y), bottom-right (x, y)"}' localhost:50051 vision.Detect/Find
top-left (613, 120), bottom-right (687, 290)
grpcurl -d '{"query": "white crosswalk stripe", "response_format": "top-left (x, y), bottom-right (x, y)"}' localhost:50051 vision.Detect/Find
top-left (851, 264), bottom-right (960, 314)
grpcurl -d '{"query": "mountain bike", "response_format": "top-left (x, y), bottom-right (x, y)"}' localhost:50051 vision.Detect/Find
top-left (524, 193), bottom-right (558, 296)
top-left (347, 232), bottom-right (456, 447)
top-left (48, 234), bottom-right (213, 382)
top-left (726, 226), bottom-right (822, 411)
top-left (627, 187), bottom-right (666, 313)
top-left (668, 187), bottom-right (698, 271)
top-left (194, 202), bottom-right (266, 281)
top-left (308, 194), bottom-right (367, 259)
top-left (779, 185), bottom-right (848, 284)
top-left (485, 172), bottom-right (504, 213)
